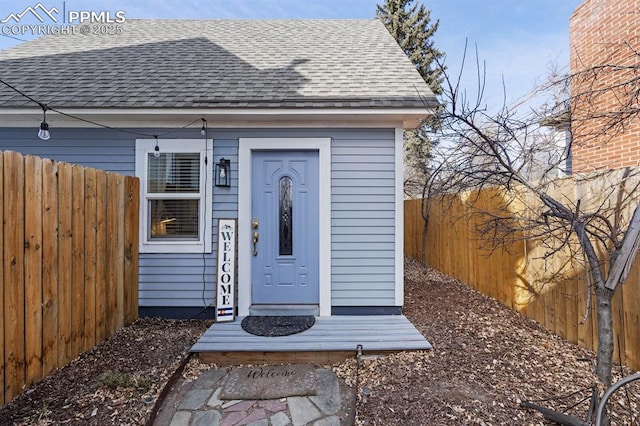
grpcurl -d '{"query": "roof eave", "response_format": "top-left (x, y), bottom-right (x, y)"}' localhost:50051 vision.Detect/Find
top-left (0, 106), bottom-right (435, 130)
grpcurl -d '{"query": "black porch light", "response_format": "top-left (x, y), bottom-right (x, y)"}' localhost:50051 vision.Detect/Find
top-left (215, 158), bottom-right (231, 187)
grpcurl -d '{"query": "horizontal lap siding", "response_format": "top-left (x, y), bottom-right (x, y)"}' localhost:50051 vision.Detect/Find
top-left (0, 129), bottom-right (135, 173)
top-left (0, 127), bottom-right (397, 308)
top-left (138, 254), bottom-right (214, 307)
top-left (331, 132), bottom-right (396, 306)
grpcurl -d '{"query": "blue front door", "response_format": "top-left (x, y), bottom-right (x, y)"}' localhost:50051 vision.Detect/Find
top-left (251, 151), bottom-right (319, 304)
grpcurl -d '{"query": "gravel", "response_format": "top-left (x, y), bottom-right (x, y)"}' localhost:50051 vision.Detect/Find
top-left (1, 257), bottom-right (634, 425)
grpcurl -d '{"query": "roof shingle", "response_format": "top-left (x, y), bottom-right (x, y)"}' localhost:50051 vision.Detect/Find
top-left (0, 19), bottom-right (436, 109)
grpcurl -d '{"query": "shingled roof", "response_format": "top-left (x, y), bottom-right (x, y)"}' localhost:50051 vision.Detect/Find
top-left (0, 19), bottom-right (436, 110)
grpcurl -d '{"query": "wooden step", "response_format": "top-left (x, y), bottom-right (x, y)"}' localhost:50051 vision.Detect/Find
top-left (192, 315), bottom-right (432, 366)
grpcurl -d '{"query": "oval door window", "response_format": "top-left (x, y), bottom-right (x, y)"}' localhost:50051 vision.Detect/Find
top-left (279, 176), bottom-right (293, 255)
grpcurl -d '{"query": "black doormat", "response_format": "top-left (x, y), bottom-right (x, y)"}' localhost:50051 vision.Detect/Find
top-left (241, 315), bottom-right (315, 337)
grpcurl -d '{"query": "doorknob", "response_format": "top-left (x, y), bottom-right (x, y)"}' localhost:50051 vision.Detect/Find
top-left (252, 232), bottom-right (259, 256)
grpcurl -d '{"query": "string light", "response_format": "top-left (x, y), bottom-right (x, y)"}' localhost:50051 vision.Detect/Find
top-left (153, 135), bottom-right (161, 158)
top-left (0, 77), bottom-right (203, 140)
top-left (38, 105), bottom-right (50, 140)
top-left (200, 118), bottom-right (207, 136)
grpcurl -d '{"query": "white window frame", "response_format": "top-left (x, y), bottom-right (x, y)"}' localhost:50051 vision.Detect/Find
top-left (135, 139), bottom-right (213, 253)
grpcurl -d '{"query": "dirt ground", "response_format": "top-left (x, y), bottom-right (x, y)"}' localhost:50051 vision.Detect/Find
top-left (0, 257), bottom-right (633, 425)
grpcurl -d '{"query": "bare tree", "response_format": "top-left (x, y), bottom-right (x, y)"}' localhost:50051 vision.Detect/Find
top-left (433, 42), bottom-right (640, 388)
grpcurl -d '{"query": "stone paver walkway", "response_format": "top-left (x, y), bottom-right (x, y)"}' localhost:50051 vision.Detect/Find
top-left (155, 366), bottom-right (355, 426)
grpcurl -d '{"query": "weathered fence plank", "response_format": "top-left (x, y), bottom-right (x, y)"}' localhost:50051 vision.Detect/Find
top-left (105, 173), bottom-right (118, 337)
top-left (41, 160), bottom-right (58, 378)
top-left (124, 177), bottom-right (140, 325)
top-left (565, 276), bottom-right (579, 345)
top-left (57, 162), bottom-right (73, 368)
top-left (83, 167), bottom-right (97, 350)
top-left (3, 151), bottom-right (25, 403)
top-left (71, 165), bottom-right (85, 356)
top-left (114, 176), bottom-right (125, 331)
top-left (622, 261), bottom-right (640, 368)
top-left (24, 156), bottom-right (43, 388)
top-left (95, 170), bottom-right (107, 344)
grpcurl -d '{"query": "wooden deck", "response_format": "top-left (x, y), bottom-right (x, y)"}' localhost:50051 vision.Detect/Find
top-left (192, 315), bottom-right (431, 366)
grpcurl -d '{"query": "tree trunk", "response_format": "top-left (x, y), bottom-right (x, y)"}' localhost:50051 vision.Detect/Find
top-left (576, 223), bottom-right (615, 388)
top-left (595, 283), bottom-right (615, 388)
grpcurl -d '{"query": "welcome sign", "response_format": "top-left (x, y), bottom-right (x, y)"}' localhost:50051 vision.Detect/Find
top-left (215, 219), bottom-right (236, 322)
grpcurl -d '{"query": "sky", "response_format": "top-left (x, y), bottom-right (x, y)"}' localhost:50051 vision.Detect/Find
top-left (0, 0), bottom-right (584, 107)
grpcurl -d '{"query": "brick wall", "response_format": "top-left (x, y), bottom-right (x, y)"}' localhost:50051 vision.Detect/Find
top-left (570, 0), bottom-right (640, 171)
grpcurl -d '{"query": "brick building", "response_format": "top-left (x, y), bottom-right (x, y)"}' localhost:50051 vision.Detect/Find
top-left (569, 0), bottom-right (640, 172)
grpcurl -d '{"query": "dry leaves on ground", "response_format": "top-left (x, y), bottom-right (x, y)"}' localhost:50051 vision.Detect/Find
top-left (0, 319), bottom-right (211, 425)
top-left (332, 257), bottom-right (635, 425)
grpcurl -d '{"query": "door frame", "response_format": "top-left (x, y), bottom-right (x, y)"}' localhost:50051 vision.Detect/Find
top-left (238, 138), bottom-right (332, 317)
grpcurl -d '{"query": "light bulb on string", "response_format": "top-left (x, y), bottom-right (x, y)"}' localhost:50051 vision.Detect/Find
top-left (38, 121), bottom-right (50, 140)
top-left (153, 136), bottom-right (161, 158)
top-left (38, 105), bottom-right (50, 140)
top-left (200, 118), bottom-right (207, 136)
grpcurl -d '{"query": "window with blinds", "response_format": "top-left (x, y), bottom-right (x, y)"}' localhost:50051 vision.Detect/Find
top-left (147, 153), bottom-right (200, 240)
top-left (135, 139), bottom-right (213, 253)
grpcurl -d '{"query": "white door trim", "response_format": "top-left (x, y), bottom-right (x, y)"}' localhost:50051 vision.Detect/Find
top-left (238, 138), bottom-right (332, 316)
top-left (394, 128), bottom-right (404, 306)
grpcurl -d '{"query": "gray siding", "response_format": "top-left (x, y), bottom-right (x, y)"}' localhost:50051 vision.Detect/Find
top-left (331, 132), bottom-right (396, 306)
top-left (0, 128), bottom-right (135, 173)
top-left (0, 127), bottom-right (397, 309)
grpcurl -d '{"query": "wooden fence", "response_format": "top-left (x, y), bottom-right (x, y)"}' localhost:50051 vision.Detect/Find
top-left (405, 173), bottom-right (640, 371)
top-left (0, 151), bottom-right (139, 406)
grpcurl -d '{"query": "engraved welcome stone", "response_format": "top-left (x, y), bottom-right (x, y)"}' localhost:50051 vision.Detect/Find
top-left (220, 364), bottom-right (317, 400)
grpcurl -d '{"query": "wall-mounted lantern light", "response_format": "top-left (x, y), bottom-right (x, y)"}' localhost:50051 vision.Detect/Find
top-left (215, 158), bottom-right (231, 187)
